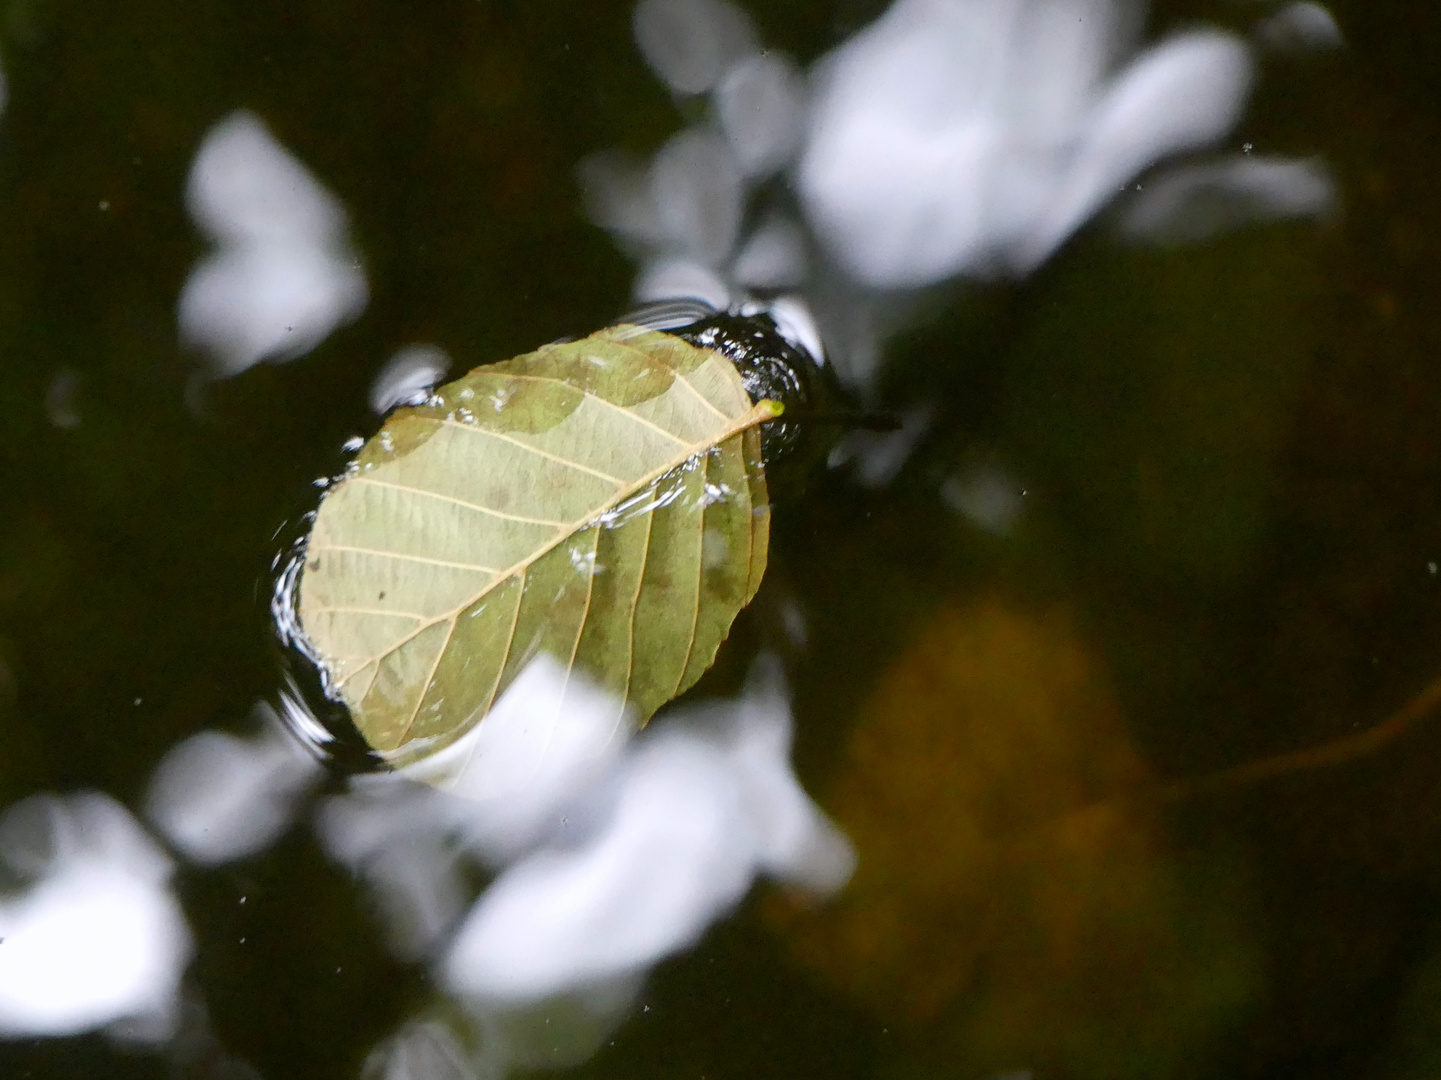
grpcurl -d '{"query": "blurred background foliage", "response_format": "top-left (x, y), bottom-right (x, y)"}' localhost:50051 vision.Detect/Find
top-left (0, 1), bottom-right (1440, 1079)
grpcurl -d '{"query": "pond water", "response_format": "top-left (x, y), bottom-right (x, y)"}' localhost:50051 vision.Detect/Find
top-left (1, 1), bottom-right (1441, 1078)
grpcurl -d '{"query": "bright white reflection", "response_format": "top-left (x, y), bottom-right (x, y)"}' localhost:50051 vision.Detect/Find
top-left (179, 110), bottom-right (368, 377)
top-left (730, 213), bottom-right (808, 290)
top-left (400, 654), bottom-right (633, 860)
top-left (584, 0), bottom-right (1337, 393)
top-left (633, 0), bottom-right (758, 96)
top-left (443, 656), bottom-right (853, 1005)
top-left (0, 793), bottom-right (191, 1040)
top-left (800, 0), bottom-right (1257, 285)
top-left (715, 52), bottom-right (805, 179)
top-left (326, 655), bottom-right (852, 1075)
top-left (144, 701), bottom-right (323, 866)
top-left (1255, 1), bottom-right (1344, 54)
top-left (578, 0), bottom-right (812, 323)
top-left (316, 657), bottom-right (636, 960)
top-left (650, 128), bottom-right (745, 267)
top-left (370, 344), bottom-right (453, 415)
top-left (633, 257), bottom-right (731, 310)
top-left (1119, 155), bottom-right (1336, 243)
top-left (941, 458), bottom-right (1027, 535)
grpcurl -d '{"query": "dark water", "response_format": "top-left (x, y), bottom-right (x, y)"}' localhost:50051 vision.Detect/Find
top-left (1, 0), bottom-right (1441, 1077)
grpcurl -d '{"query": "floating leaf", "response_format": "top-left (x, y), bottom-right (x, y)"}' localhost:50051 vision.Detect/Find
top-left (296, 324), bottom-right (779, 764)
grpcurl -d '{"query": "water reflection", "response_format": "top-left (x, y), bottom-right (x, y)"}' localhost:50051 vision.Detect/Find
top-left (1254, 1), bottom-right (1344, 53)
top-left (325, 655), bottom-right (852, 1076)
top-left (144, 700), bottom-right (324, 867)
top-left (585, 0), bottom-right (1339, 392)
top-left (0, 0), bottom-right (1370, 1074)
top-left (1117, 155), bottom-right (1336, 244)
top-left (0, 792), bottom-right (190, 1040)
top-left (800, 0), bottom-right (1259, 284)
top-left (178, 110), bottom-right (369, 378)
top-left (633, 0), bottom-right (759, 96)
top-left (72, 648), bottom-right (848, 1076)
top-left (369, 345), bottom-right (453, 416)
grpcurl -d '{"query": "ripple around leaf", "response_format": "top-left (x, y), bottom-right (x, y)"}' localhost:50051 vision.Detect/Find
top-left (298, 325), bottom-right (776, 766)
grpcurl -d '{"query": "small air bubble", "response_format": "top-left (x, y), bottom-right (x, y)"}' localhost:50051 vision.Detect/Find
top-left (1429, 562), bottom-right (1437, 575)
top-left (313, 477), bottom-right (330, 489)
top-left (342, 436), bottom-right (364, 453)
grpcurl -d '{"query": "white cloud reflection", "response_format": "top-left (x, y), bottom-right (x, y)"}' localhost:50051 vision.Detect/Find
top-left (0, 793), bottom-right (191, 1041)
top-left (583, 0), bottom-right (1338, 392)
top-left (179, 110), bottom-right (368, 377)
top-left (144, 701), bottom-right (324, 866)
top-left (1118, 154), bottom-right (1336, 243)
top-left (323, 655), bottom-right (852, 1076)
top-left (314, 657), bottom-right (636, 962)
top-left (442, 672), bottom-right (852, 1005)
top-left (715, 52), bottom-right (806, 179)
top-left (1254, 1), bottom-right (1343, 54)
top-left (633, 0), bottom-right (759, 96)
top-left (370, 344), bottom-right (453, 415)
top-left (800, 0), bottom-right (1259, 285)
top-left (400, 654), bottom-right (633, 861)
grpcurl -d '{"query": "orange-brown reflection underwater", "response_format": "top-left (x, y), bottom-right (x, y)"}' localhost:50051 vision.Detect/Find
top-left (771, 599), bottom-right (1261, 1078)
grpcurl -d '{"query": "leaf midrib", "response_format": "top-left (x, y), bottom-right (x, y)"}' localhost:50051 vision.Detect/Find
top-left (333, 398), bottom-right (780, 729)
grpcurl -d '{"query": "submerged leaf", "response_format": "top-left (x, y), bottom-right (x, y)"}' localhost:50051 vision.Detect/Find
top-left (769, 600), bottom-right (1259, 1075)
top-left (297, 324), bottom-right (778, 763)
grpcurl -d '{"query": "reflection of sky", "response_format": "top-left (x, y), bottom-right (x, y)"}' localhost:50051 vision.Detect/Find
top-left (144, 701), bottom-right (323, 866)
top-left (178, 110), bottom-right (368, 378)
top-left (584, 0), bottom-right (1338, 391)
top-left (438, 658), bottom-right (853, 1005)
top-left (0, 793), bottom-right (190, 1040)
top-left (2, 654), bottom-right (847, 1075)
top-left (328, 656), bottom-right (854, 1076)
top-left (802, 0), bottom-right (1258, 283)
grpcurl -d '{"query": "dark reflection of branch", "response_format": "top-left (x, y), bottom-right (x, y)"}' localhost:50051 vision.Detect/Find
top-left (1156, 669), bottom-right (1441, 802)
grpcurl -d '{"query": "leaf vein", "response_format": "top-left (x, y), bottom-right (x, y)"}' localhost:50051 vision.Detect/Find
top-left (672, 368), bottom-right (733, 423)
top-left (324, 400), bottom-right (776, 707)
top-left (620, 507), bottom-right (654, 719)
top-left (351, 476), bottom-right (567, 527)
top-left (421, 417), bottom-right (626, 485)
top-left (398, 616), bottom-right (457, 746)
top-left (506, 372), bottom-right (690, 446)
top-left (309, 605), bottom-right (429, 620)
top-left (735, 433), bottom-right (756, 601)
top-left (672, 452), bottom-right (707, 697)
top-left (612, 337), bottom-right (735, 424)
top-left (543, 527), bottom-right (602, 769)
top-left (336, 656), bottom-right (378, 691)
top-left (308, 544), bottom-right (498, 574)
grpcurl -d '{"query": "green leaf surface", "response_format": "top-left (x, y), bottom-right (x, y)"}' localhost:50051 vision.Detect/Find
top-left (297, 325), bottom-right (776, 763)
